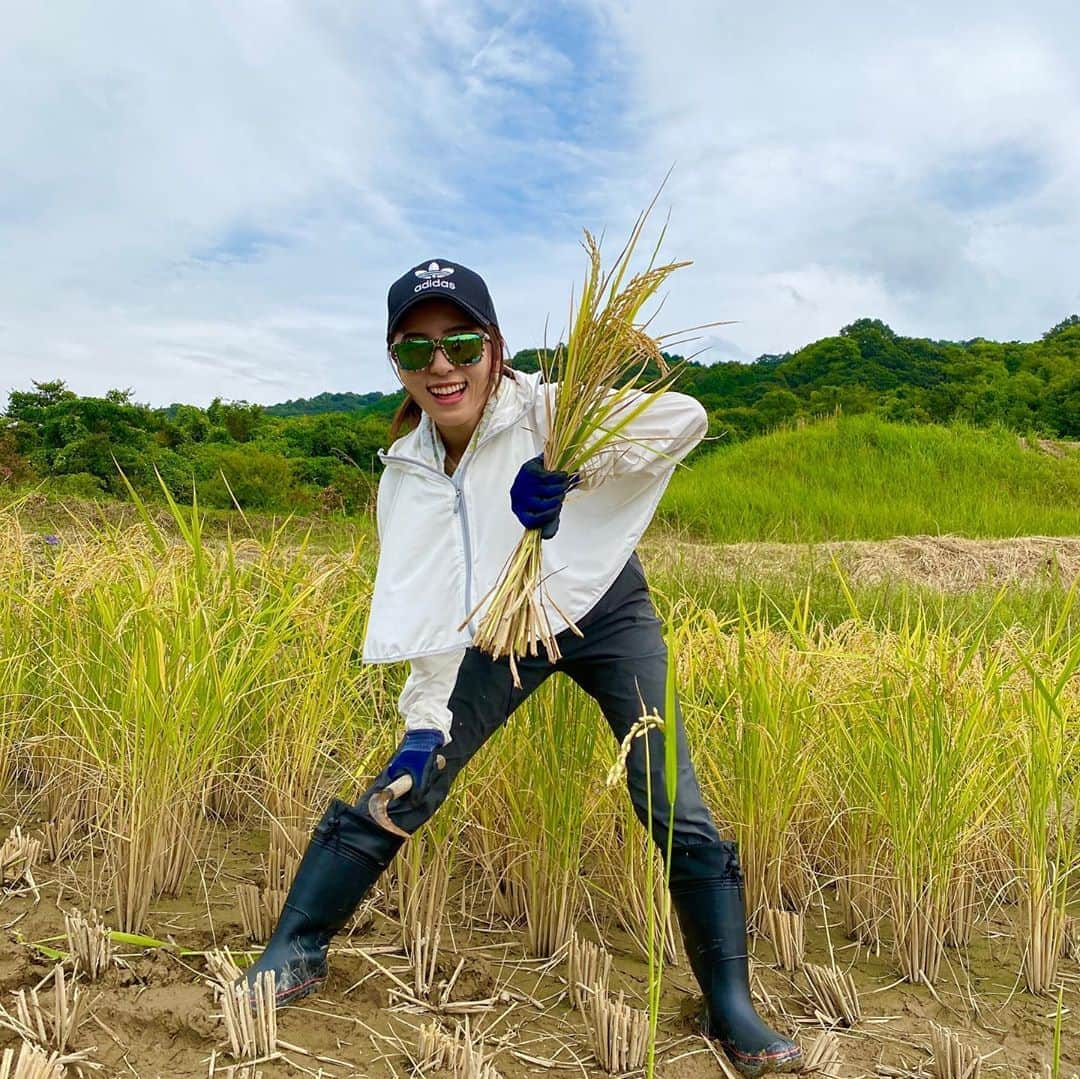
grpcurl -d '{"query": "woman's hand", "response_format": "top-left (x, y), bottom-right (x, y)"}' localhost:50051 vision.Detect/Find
top-left (510, 455), bottom-right (580, 539)
top-left (387, 729), bottom-right (445, 802)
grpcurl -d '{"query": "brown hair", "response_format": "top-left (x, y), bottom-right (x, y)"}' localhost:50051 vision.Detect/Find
top-left (387, 321), bottom-right (514, 442)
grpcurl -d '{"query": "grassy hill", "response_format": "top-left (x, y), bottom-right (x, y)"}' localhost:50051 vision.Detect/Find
top-left (6, 312), bottom-right (1080, 518)
top-left (658, 413), bottom-right (1080, 543)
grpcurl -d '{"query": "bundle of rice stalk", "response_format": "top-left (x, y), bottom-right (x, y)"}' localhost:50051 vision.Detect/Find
top-left (416, 1018), bottom-right (501, 1079)
top-left (0, 967), bottom-right (89, 1057)
top-left (398, 834), bottom-right (451, 998)
top-left (0, 826), bottom-right (42, 890)
top-left (585, 986), bottom-right (650, 1075)
top-left (42, 818), bottom-right (78, 866)
top-left (801, 963), bottom-right (861, 1027)
top-left (464, 194), bottom-right (718, 684)
top-left (220, 971), bottom-right (278, 1063)
top-left (205, 948), bottom-right (245, 989)
top-left (945, 861), bottom-right (979, 949)
top-left (64, 909), bottom-right (113, 982)
top-left (930, 1022), bottom-right (982, 1079)
top-left (600, 796), bottom-right (678, 964)
top-left (567, 933), bottom-right (612, 1012)
top-left (236, 884), bottom-right (281, 944)
top-left (416, 1020), bottom-right (457, 1072)
top-left (0, 1041), bottom-right (91, 1079)
top-left (803, 1030), bottom-right (841, 1074)
top-left (267, 821), bottom-right (306, 890)
top-left (764, 908), bottom-right (805, 971)
top-left (1060, 915), bottom-right (1080, 961)
top-left (152, 799), bottom-right (202, 898)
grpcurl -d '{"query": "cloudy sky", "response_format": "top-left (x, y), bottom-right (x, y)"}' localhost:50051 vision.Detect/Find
top-left (2, 1), bottom-right (1078, 407)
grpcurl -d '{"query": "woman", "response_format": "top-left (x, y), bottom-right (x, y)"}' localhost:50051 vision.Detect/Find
top-left (242, 258), bottom-right (803, 1077)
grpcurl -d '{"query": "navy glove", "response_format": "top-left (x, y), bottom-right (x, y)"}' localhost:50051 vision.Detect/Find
top-left (387, 729), bottom-right (445, 802)
top-left (510, 455), bottom-right (580, 540)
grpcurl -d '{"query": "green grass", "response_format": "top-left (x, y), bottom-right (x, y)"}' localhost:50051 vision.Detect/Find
top-left (660, 414), bottom-right (1080, 542)
top-left (644, 560), bottom-right (1080, 639)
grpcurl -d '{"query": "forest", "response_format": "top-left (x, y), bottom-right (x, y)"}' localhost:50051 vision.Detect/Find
top-left (3, 315), bottom-right (1078, 515)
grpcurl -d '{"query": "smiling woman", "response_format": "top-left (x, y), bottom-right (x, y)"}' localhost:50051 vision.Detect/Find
top-left (384, 260), bottom-right (514, 472)
top-left (390, 304), bottom-right (502, 473)
top-left (237, 255), bottom-right (802, 1077)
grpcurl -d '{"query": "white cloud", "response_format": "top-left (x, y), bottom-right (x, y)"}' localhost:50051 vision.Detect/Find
top-left (2, 2), bottom-right (1079, 407)
top-left (0, 3), bottom-right (607, 405)
top-left (582, 1), bottom-right (1080, 348)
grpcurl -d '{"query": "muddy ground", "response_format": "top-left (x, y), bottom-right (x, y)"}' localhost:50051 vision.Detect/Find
top-left (1, 800), bottom-right (1076, 1078)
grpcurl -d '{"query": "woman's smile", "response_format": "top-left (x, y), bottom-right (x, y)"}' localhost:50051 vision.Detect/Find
top-left (427, 380), bottom-right (468, 405)
top-left (390, 298), bottom-right (496, 458)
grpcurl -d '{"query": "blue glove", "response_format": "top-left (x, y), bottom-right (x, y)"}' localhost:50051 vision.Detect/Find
top-left (510, 455), bottom-right (580, 539)
top-left (387, 729), bottom-right (445, 800)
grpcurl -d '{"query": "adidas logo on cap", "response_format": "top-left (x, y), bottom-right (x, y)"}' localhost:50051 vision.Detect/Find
top-left (413, 261), bottom-right (456, 293)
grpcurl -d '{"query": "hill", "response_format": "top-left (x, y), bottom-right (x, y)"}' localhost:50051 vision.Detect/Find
top-left (4, 316), bottom-right (1078, 516)
top-left (657, 413), bottom-right (1080, 543)
top-left (259, 317), bottom-right (1080, 444)
top-left (263, 390), bottom-right (390, 417)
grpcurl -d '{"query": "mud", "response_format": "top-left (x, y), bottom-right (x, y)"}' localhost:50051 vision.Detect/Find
top-left (1, 802), bottom-right (1076, 1077)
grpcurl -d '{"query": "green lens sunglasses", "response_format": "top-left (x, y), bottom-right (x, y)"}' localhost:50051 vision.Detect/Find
top-left (390, 331), bottom-right (490, 372)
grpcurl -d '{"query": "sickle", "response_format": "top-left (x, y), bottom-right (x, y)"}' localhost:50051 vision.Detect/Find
top-left (368, 754), bottom-right (446, 839)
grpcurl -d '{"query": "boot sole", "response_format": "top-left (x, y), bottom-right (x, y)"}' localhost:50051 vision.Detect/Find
top-left (244, 973), bottom-right (326, 1011)
top-left (275, 974), bottom-right (326, 1008)
top-left (722, 1044), bottom-right (804, 1077)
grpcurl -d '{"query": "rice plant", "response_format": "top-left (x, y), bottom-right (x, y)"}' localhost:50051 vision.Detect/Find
top-left (3, 495), bottom-right (1080, 1073)
top-left (590, 789), bottom-right (678, 964)
top-left (503, 676), bottom-right (601, 958)
top-left (468, 186), bottom-right (711, 681)
top-left (837, 613), bottom-right (1011, 984)
top-left (1010, 600), bottom-right (1080, 995)
top-left (682, 600), bottom-right (816, 919)
top-left (398, 829), bottom-right (452, 999)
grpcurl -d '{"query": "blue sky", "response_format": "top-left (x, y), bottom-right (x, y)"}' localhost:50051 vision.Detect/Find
top-left (1, 1), bottom-right (1078, 406)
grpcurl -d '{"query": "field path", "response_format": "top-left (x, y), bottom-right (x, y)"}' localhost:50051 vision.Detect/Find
top-left (643, 533), bottom-right (1080, 590)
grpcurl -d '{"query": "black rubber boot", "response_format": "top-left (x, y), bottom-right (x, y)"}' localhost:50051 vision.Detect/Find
top-left (668, 841), bottom-right (803, 1077)
top-left (238, 798), bottom-right (404, 1008)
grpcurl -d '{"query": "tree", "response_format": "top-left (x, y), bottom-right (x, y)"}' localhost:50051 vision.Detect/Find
top-left (0, 430), bottom-right (33, 485)
top-left (5, 379), bottom-right (77, 419)
top-left (221, 401), bottom-right (264, 443)
top-left (755, 388), bottom-right (800, 428)
top-left (196, 446), bottom-right (295, 510)
top-left (1041, 314), bottom-right (1080, 340)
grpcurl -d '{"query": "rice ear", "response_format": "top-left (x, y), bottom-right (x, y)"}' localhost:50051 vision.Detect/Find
top-left (471, 190), bottom-right (717, 675)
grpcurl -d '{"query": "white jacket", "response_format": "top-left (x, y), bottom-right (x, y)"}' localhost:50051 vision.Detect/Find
top-left (361, 369), bottom-right (707, 741)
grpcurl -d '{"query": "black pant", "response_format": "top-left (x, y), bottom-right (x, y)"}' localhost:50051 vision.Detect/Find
top-left (352, 553), bottom-right (721, 865)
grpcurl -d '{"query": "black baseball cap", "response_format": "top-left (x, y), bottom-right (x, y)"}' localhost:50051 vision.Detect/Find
top-left (387, 258), bottom-right (499, 340)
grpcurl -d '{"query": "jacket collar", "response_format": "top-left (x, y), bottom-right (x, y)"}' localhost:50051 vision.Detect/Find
top-left (381, 368), bottom-right (542, 469)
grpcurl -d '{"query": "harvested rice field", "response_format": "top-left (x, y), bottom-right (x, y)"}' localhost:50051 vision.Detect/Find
top-left (1, 499), bottom-right (1078, 1077)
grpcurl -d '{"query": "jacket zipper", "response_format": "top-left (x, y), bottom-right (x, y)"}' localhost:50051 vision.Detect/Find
top-left (454, 484), bottom-right (477, 634)
top-left (378, 394), bottom-right (532, 635)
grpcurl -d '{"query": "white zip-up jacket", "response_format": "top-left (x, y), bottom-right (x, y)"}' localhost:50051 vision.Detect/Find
top-left (361, 368), bottom-right (707, 742)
